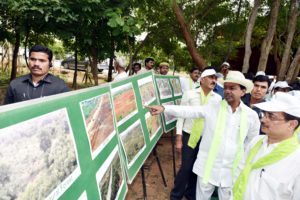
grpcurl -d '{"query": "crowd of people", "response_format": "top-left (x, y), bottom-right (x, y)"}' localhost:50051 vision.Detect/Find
top-left (4, 45), bottom-right (300, 200)
top-left (147, 62), bottom-right (300, 200)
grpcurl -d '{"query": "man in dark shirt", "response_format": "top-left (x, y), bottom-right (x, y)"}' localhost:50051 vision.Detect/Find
top-left (242, 75), bottom-right (271, 115)
top-left (4, 45), bottom-right (70, 104)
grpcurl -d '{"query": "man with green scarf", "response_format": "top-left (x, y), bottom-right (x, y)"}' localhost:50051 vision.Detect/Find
top-left (232, 92), bottom-right (300, 200)
top-left (172, 67), bottom-right (221, 200)
top-left (146, 71), bottom-right (260, 200)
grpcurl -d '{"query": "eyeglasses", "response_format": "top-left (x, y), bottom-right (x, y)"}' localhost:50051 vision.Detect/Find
top-left (259, 111), bottom-right (286, 122)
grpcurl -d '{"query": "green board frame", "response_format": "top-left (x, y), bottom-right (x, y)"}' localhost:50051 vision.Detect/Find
top-left (110, 71), bottom-right (163, 184)
top-left (154, 74), bottom-right (183, 132)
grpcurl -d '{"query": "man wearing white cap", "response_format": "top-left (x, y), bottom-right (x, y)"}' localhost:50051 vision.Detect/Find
top-left (273, 81), bottom-right (292, 93)
top-left (171, 67), bottom-right (222, 200)
top-left (113, 57), bottom-right (128, 81)
top-left (232, 92), bottom-right (300, 200)
top-left (147, 71), bottom-right (260, 200)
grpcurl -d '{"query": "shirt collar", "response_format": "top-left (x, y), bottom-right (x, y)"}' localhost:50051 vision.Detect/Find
top-left (21, 73), bottom-right (52, 84)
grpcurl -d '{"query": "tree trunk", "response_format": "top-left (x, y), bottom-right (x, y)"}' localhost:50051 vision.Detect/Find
top-left (286, 45), bottom-right (300, 82)
top-left (91, 48), bottom-right (98, 86)
top-left (257, 0), bottom-right (280, 72)
top-left (72, 47), bottom-right (78, 89)
top-left (292, 62), bottom-right (300, 82)
top-left (11, 18), bottom-right (21, 81)
top-left (107, 35), bottom-right (115, 82)
top-left (242, 0), bottom-right (261, 73)
top-left (277, 0), bottom-right (299, 80)
top-left (172, 0), bottom-right (206, 70)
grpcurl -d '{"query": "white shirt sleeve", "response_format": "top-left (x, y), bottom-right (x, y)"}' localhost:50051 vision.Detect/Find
top-left (164, 105), bottom-right (206, 119)
top-left (244, 111), bottom-right (260, 147)
top-left (176, 91), bottom-right (189, 135)
top-left (293, 174), bottom-right (300, 200)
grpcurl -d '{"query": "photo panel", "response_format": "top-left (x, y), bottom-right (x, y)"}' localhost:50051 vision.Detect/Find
top-left (119, 120), bottom-right (146, 168)
top-left (170, 78), bottom-right (182, 97)
top-left (137, 76), bottom-right (157, 106)
top-left (111, 83), bottom-right (138, 126)
top-left (162, 101), bottom-right (177, 125)
top-left (156, 78), bottom-right (172, 99)
top-left (80, 93), bottom-right (115, 159)
top-left (0, 109), bottom-right (81, 200)
top-left (145, 112), bottom-right (161, 141)
top-left (96, 147), bottom-right (126, 200)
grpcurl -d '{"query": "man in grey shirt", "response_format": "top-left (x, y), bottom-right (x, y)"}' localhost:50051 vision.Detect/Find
top-left (4, 45), bottom-right (69, 104)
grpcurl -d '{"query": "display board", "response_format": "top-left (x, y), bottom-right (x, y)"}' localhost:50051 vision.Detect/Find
top-left (154, 75), bottom-right (183, 132)
top-left (110, 71), bottom-right (163, 183)
top-left (0, 71), bottom-right (181, 199)
top-left (0, 85), bottom-right (127, 200)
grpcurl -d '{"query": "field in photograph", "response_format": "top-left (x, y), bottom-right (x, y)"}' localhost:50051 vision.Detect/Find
top-left (146, 113), bottom-right (161, 139)
top-left (138, 77), bottom-right (156, 105)
top-left (156, 78), bottom-right (172, 99)
top-left (81, 93), bottom-right (115, 156)
top-left (120, 122), bottom-right (145, 166)
top-left (99, 151), bottom-right (123, 200)
top-left (112, 84), bottom-right (137, 124)
top-left (0, 109), bottom-right (79, 200)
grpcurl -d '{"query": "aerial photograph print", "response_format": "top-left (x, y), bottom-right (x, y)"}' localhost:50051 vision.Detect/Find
top-left (138, 76), bottom-right (157, 106)
top-left (0, 109), bottom-right (80, 200)
top-left (80, 93), bottom-right (115, 159)
top-left (156, 78), bottom-right (172, 99)
top-left (96, 147), bottom-right (124, 200)
top-left (112, 83), bottom-right (138, 126)
top-left (119, 120), bottom-right (146, 168)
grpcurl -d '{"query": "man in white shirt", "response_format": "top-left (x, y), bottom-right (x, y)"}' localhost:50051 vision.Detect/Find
top-left (232, 92), bottom-right (300, 200)
top-left (171, 67), bottom-right (222, 200)
top-left (113, 57), bottom-right (128, 82)
top-left (180, 67), bottom-right (201, 93)
top-left (147, 71), bottom-right (260, 200)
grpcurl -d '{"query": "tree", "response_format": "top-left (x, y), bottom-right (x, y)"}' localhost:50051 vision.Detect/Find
top-left (277, 0), bottom-right (299, 80)
top-left (257, 0), bottom-right (281, 72)
top-left (242, 0), bottom-right (261, 73)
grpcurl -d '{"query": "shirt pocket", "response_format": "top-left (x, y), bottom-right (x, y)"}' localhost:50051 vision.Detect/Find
top-left (259, 170), bottom-right (291, 200)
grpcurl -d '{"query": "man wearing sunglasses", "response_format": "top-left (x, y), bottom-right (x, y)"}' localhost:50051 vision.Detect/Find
top-left (232, 92), bottom-right (300, 200)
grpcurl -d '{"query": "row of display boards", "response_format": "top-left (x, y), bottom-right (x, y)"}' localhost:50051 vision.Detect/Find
top-left (0, 71), bottom-right (183, 200)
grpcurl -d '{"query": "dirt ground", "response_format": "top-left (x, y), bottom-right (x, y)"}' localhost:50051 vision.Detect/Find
top-left (126, 133), bottom-right (180, 200)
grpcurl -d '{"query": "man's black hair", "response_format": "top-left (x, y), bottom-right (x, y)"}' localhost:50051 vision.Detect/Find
top-left (189, 66), bottom-right (200, 73)
top-left (240, 85), bottom-right (247, 91)
top-left (284, 113), bottom-right (300, 129)
top-left (133, 62), bottom-right (141, 69)
top-left (144, 57), bottom-right (154, 65)
top-left (253, 75), bottom-right (271, 87)
top-left (29, 45), bottom-right (53, 63)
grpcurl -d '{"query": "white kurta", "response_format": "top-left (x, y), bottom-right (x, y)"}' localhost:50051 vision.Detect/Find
top-left (241, 135), bottom-right (300, 200)
top-left (113, 72), bottom-right (128, 81)
top-left (176, 89), bottom-right (221, 135)
top-left (165, 101), bottom-right (260, 187)
top-left (180, 77), bottom-right (200, 93)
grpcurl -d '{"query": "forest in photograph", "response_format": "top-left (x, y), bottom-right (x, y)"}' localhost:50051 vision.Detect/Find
top-left (112, 83), bottom-right (137, 124)
top-left (162, 101), bottom-right (177, 124)
top-left (120, 122), bottom-right (145, 166)
top-left (138, 76), bottom-right (156, 105)
top-left (170, 78), bottom-right (182, 96)
top-left (0, 109), bottom-right (79, 200)
top-left (156, 78), bottom-right (172, 99)
top-left (80, 93), bottom-right (115, 157)
top-left (98, 150), bottom-right (123, 200)
top-left (145, 112), bottom-right (161, 140)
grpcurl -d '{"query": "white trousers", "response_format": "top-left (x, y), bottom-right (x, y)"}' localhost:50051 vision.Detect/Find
top-left (196, 177), bottom-right (232, 200)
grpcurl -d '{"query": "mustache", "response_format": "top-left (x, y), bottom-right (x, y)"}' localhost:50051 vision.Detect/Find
top-left (31, 65), bottom-right (42, 70)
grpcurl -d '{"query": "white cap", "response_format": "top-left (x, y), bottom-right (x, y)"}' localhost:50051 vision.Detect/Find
top-left (221, 62), bottom-right (230, 67)
top-left (255, 71), bottom-right (266, 76)
top-left (255, 92), bottom-right (300, 118)
top-left (200, 68), bottom-right (217, 78)
top-left (274, 81), bottom-right (292, 89)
